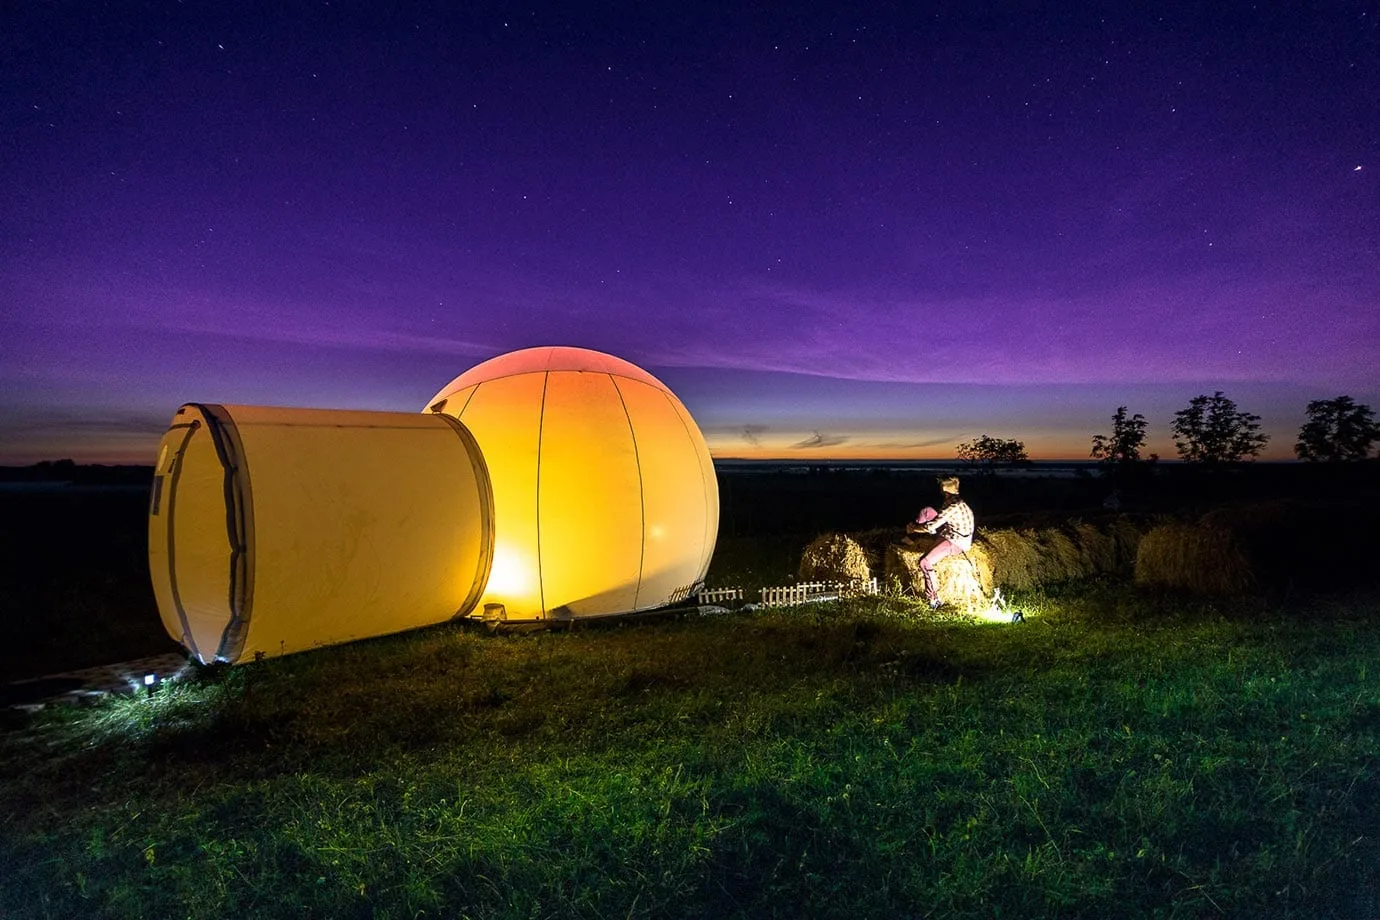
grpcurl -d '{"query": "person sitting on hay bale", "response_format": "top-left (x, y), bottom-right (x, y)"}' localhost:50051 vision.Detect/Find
top-left (906, 476), bottom-right (975, 608)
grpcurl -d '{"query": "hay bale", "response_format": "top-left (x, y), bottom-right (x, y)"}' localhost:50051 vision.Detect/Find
top-left (798, 532), bottom-right (872, 583)
top-left (1197, 502), bottom-right (1300, 580)
top-left (1072, 521), bottom-right (1117, 574)
top-left (1192, 500), bottom-right (1375, 592)
top-left (1133, 523), bottom-right (1254, 594)
top-left (884, 541), bottom-right (993, 607)
top-left (799, 516), bottom-right (1159, 604)
top-left (883, 540), bottom-right (927, 596)
top-left (1176, 500), bottom-right (1380, 593)
top-left (853, 527), bottom-right (907, 566)
top-left (979, 528), bottom-right (1044, 592)
top-left (1039, 528), bottom-right (1086, 583)
top-left (962, 516), bottom-right (1153, 593)
top-left (1107, 516), bottom-right (1149, 567)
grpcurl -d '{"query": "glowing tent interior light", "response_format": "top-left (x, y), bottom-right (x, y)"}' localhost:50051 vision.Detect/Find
top-left (427, 346), bottom-right (719, 621)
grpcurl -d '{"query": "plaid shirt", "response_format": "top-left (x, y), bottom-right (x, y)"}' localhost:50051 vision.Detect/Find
top-left (932, 498), bottom-right (975, 547)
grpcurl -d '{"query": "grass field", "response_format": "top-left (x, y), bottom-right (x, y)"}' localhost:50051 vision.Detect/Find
top-left (2, 468), bottom-right (1378, 917)
top-left (2, 583), bottom-right (1377, 919)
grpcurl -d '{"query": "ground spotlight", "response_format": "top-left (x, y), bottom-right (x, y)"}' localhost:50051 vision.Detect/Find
top-left (144, 673), bottom-right (158, 697)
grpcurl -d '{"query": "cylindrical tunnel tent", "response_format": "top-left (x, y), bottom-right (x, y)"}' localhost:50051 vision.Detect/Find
top-left (426, 346), bottom-right (719, 622)
top-left (148, 404), bottom-right (493, 664)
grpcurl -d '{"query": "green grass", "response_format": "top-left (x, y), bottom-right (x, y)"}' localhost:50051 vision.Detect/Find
top-left (1, 585), bottom-right (1377, 919)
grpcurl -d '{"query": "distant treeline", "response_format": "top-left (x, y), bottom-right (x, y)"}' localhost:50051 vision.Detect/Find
top-left (0, 460), bottom-right (155, 486)
top-left (716, 460), bottom-right (1380, 537)
top-left (4, 458), bottom-right (1376, 539)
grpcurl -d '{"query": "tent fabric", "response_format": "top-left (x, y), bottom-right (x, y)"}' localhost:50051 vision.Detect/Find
top-left (426, 346), bottom-right (719, 622)
top-left (429, 345), bottom-right (668, 402)
top-left (148, 404), bottom-right (493, 664)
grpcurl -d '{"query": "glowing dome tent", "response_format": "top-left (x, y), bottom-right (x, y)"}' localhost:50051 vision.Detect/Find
top-left (426, 346), bottom-right (718, 621)
top-left (148, 404), bottom-right (493, 664)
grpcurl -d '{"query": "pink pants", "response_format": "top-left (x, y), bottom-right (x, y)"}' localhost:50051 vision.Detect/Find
top-left (915, 507), bottom-right (967, 603)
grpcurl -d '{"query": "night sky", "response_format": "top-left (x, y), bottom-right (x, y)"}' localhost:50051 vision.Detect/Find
top-left (3, 2), bottom-right (1377, 464)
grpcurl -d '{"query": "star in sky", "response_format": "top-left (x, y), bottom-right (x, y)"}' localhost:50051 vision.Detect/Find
top-left (0, 3), bottom-right (1376, 463)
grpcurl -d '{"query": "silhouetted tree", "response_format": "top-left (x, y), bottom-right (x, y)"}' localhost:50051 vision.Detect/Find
top-left (1295, 396), bottom-right (1379, 462)
top-left (956, 435), bottom-right (1029, 468)
top-left (1090, 406), bottom-right (1148, 465)
top-left (1170, 392), bottom-right (1268, 464)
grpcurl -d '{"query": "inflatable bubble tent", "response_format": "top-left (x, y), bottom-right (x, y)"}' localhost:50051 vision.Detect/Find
top-left (149, 347), bottom-right (719, 663)
top-left (426, 346), bottom-right (719, 623)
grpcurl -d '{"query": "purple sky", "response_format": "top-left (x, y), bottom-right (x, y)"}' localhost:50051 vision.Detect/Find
top-left (3, 3), bottom-right (1377, 463)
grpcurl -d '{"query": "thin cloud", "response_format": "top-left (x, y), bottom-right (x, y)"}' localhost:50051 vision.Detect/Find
top-left (0, 406), bottom-right (167, 438)
top-left (700, 424), bottom-right (770, 448)
top-left (740, 425), bottom-right (766, 447)
top-left (0, 406), bottom-right (167, 464)
top-left (791, 430), bottom-right (850, 450)
top-left (637, 271), bottom-right (1380, 391)
top-left (870, 436), bottom-right (957, 450)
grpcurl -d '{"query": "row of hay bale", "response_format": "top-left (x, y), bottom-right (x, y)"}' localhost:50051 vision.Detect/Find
top-left (798, 501), bottom-right (1374, 601)
top-left (798, 516), bottom-right (1153, 606)
top-left (1134, 499), bottom-right (1378, 595)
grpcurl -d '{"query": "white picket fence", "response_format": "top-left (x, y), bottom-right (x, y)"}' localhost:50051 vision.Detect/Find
top-left (694, 578), bottom-right (879, 610)
top-left (694, 586), bottom-right (744, 606)
top-left (758, 577), bottom-right (879, 608)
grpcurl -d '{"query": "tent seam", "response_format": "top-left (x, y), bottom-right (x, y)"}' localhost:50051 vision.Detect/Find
top-left (610, 375), bottom-right (646, 612)
top-left (535, 371), bottom-right (548, 617)
top-left (455, 384), bottom-right (480, 419)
